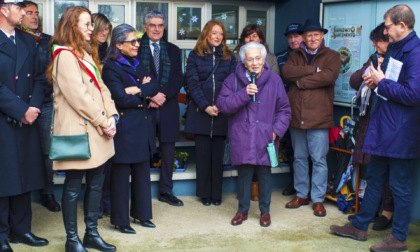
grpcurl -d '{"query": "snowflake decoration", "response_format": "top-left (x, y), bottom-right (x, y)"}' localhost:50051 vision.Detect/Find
top-left (178, 17), bottom-right (183, 23)
top-left (229, 25), bottom-right (233, 30)
top-left (179, 28), bottom-right (185, 36)
top-left (58, 13), bottom-right (63, 19)
top-left (191, 16), bottom-right (198, 23)
top-left (221, 13), bottom-right (227, 20)
top-left (256, 19), bottom-right (263, 26)
top-left (112, 17), bottom-right (120, 23)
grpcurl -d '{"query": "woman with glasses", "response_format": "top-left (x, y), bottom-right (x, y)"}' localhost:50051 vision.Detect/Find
top-left (184, 20), bottom-right (237, 206)
top-left (46, 6), bottom-right (117, 252)
top-left (216, 42), bottom-right (290, 227)
top-left (102, 24), bottom-right (158, 234)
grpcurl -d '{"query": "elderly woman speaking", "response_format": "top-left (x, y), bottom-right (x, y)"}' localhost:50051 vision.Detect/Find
top-left (216, 42), bottom-right (291, 227)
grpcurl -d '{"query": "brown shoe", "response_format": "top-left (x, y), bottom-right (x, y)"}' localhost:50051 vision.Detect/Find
top-left (313, 202), bottom-right (326, 217)
top-left (370, 234), bottom-right (407, 252)
top-left (231, 212), bottom-right (248, 226)
top-left (260, 212), bottom-right (271, 227)
top-left (251, 182), bottom-right (259, 201)
top-left (285, 197), bottom-right (309, 208)
top-left (330, 222), bottom-right (368, 241)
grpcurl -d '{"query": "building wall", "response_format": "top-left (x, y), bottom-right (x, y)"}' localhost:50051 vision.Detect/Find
top-left (273, 0), bottom-right (322, 54)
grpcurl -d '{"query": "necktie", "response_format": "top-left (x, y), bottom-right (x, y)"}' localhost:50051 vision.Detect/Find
top-left (9, 35), bottom-right (15, 45)
top-left (152, 42), bottom-right (160, 78)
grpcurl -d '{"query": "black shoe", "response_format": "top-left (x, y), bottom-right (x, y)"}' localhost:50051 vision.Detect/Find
top-left (83, 233), bottom-right (115, 252)
top-left (282, 183), bottom-right (296, 196)
top-left (372, 215), bottom-right (393, 231)
top-left (348, 214), bottom-right (356, 221)
top-left (138, 220), bottom-right (156, 228)
top-left (0, 240), bottom-right (13, 252)
top-left (115, 225), bottom-right (136, 234)
top-left (201, 198), bottom-right (211, 206)
top-left (41, 194), bottom-right (61, 212)
top-left (158, 192), bottom-right (184, 206)
top-left (212, 200), bottom-right (221, 206)
top-left (9, 232), bottom-right (48, 247)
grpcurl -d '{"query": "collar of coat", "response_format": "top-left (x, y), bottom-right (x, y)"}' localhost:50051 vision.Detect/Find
top-left (203, 43), bottom-right (224, 56)
top-left (236, 61), bottom-right (271, 88)
top-left (391, 31), bottom-right (420, 53)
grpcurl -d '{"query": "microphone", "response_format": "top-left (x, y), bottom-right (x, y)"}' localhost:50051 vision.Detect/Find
top-left (250, 72), bottom-right (256, 102)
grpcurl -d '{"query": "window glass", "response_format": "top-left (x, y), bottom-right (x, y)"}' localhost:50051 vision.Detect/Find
top-left (136, 2), bottom-right (168, 38)
top-left (54, 1), bottom-right (89, 27)
top-left (212, 5), bottom-right (239, 45)
top-left (98, 5), bottom-right (125, 27)
top-left (177, 7), bottom-right (201, 40)
top-left (37, 3), bottom-right (44, 32)
top-left (246, 10), bottom-right (267, 36)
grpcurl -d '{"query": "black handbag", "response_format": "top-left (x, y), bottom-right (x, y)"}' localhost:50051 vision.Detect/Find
top-left (49, 52), bottom-right (91, 161)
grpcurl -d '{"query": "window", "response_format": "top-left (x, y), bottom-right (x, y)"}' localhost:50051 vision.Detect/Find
top-left (246, 10), bottom-right (267, 36)
top-left (176, 7), bottom-right (202, 40)
top-left (54, 0), bottom-right (89, 27)
top-left (98, 5), bottom-right (125, 27)
top-left (136, 2), bottom-right (168, 37)
top-left (212, 5), bottom-right (239, 45)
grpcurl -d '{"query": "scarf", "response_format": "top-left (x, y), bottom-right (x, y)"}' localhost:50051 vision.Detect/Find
top-left (18, 26), bottom-right (42, 43)
top-left (370, 44), bottom-right (393, 116)
top-left (139, 33), bottom-right (170, 85)
top-left (117, 54), bottom-right (140, 71)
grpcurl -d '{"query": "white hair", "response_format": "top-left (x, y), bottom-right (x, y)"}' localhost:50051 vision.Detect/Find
top-left (239, 42), bottom-right (267, 64)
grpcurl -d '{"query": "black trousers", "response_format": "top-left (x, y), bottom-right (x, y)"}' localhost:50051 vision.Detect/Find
top-left (0, 192), bottom-right (32, 240)
top-left (110, 161), bottom-right (152, 226)
top-left (99, 160), bottom-right (112, 213)
top-left (159, 142), bottom-right (175, 194)
top-left (194, 134), bottom-right (225, 201)
top-left (238, 165), bottom-right (272, 213)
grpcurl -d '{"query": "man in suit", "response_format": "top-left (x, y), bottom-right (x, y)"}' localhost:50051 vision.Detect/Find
top-left (137, 11), bottom-right (184, 206)
top-left (0, 0), bottom-right (48, 251)
top-left (19, 0), bottom-right (60, 213)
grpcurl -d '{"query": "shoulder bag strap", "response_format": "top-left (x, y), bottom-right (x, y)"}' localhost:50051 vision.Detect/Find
top-left (205, 58), bottom-right (221, 83)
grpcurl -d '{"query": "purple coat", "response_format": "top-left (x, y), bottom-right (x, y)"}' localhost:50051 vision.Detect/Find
top-left (363, 32), bottom-right (420, 159)
top-left (216, 62), bottom-right (291, 166)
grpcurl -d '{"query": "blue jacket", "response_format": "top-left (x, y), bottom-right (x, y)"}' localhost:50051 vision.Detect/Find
top-left (216, 62), bottom-right (291, 166)
top-left (184, 45), bottom-right (237, 136)
top-left (363, 31), bottom-right (420, 159)
top-left (102, 58), bottom-right (159, 164)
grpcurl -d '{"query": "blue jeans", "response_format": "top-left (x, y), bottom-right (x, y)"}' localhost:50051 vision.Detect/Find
top-left (290, 128), bottom-right (329, 203)
top-left (37, 101), bottom-right (54, 195)
top-left (353, 155), bottom-right (413, 241)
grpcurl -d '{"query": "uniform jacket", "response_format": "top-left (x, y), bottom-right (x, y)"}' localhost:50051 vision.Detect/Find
top-left (137, 35), bottom-right (183, 143)
top-left (282, 44), bottom-right (340, 129)
top-left (184, 45), bottom-right (237, 136)
top-left (363, 32), bottom-right (420, 159)
top-left (216, 62), bottom-right (291, 166)
top-left (51, 48), bottom-right (118, 170)
top-left (0, 29), bottom-right (45, 197)
top-left (102, 57), bottom-right (159, 164)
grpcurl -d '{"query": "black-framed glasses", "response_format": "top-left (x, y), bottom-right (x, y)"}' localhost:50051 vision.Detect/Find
top-left (121, 39), bottom-right (140, 46)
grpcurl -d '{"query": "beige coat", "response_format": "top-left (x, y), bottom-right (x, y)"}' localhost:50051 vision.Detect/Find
top-left (51, 49), bottom-right (118, 170)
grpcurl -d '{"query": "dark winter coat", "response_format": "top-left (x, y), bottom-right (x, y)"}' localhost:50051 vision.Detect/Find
top-left (216, 62), bottom-right (291, 166)
top-left (282, 44), bottom-right (340, 129)
top-left (102, 58), bottom-right (159, 164)
top-left (0, 29), bottom-right (46, 197)
top-left (349, 57), bottom-right (373, 165)
top-left (184, 45), bottom-right (237, 136)
top-left (363, 32), bottom-right (420, 159)
top-left (137, 35), bottom-right (183, 143)
top-left (37, 33), bottom-right (52, 103)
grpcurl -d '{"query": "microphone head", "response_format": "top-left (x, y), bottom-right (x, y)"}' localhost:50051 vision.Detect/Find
top-left (251, 72), bottom-right (256, 78)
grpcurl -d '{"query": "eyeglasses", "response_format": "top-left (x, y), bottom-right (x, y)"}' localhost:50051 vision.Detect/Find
top-left (84, 22), bottom-right (95, 30)
top-left (384, 23), bottom-right (394, 31)
top-left (147, 23), bottom-right (165, 29)
top-left (246, 57), bottom-right (262, 63)
top-left (121, 39), bottom-right (140, 46)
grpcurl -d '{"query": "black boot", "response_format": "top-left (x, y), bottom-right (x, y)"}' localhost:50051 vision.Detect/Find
top-left (62, 179), bottom-right (87, 252)
top-left (82, 175), bottom-right (116, 252)
top-left (42, 194), bottom-right (61, 212)
top-left (283, 156), bottom-right (296, 196)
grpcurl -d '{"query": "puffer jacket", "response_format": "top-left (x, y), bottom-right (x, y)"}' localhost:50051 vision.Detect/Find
top-left (184, 44), bottom-right (237, 136)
